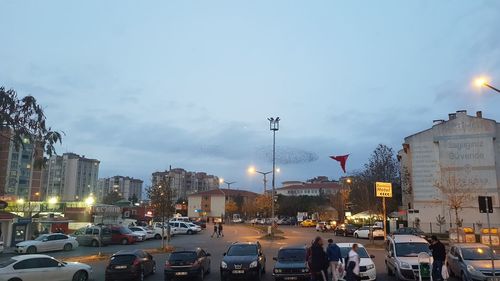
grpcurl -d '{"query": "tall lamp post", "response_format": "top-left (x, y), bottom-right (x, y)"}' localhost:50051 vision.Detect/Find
top-left (224, 181), bottom-right (236, 189)
top-left (248, 166), bottom-right (272, 193)
top-left (474, 77), bottom-right (500, 93)
top-left (268, 117), bottom-right (280, 221)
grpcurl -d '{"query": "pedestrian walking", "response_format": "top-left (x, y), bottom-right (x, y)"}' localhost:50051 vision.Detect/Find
top-left (345, 243), bottom-right (360, 281)
top-left (218, 223), bottom-right (224, 237)
top-left (211, 223), bottom-right (219, 238)
top-left (429, 235), bottom-right (446, 281)
top-left (310, 236), bottom-right (329, 281)
top-left (327, 239), bottom-right (342, 281)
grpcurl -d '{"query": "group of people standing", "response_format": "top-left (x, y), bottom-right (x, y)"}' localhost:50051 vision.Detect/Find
top-left (308, 236), bottom-right (360, 281)
top-left (210, 222), bottom-right (224, 238)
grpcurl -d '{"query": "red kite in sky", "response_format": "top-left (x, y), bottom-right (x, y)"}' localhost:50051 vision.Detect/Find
top-left (330, 154), bottom-right (349, 173)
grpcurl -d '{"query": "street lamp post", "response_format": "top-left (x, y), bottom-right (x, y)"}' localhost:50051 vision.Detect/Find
top-left (474, 77), bottom-right (500, 93)
top-left (248, 167), bottom-right (272, 193)
top-left (224, 181), bottom-right (236, 189)
top-left (268, 117), bottom-right (280, 221)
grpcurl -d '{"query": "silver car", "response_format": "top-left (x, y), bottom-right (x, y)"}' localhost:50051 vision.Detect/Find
top-left (447, 243), bottom-right (500, 281)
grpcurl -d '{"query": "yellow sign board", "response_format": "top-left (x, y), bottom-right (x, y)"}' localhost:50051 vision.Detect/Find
top-left (375, 182), bottom-right (392, 197)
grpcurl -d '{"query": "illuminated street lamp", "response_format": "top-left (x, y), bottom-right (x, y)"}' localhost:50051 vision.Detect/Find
top-left (48, 196), bottom-right (58, 205)
top-left (17, 198), bottom-right (25, 205)
top-left (85, 195), bottom-right (95, 206)
top-left (474, 76), bottom-right (500, 93)
top-left (268, 117), bottom-right (280, 221)
top-left (248, 166), bottom-right (278, 193)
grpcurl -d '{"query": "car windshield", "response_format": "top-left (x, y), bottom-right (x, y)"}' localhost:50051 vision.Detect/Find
top-left (461, 247), bottom-right (500, 260)
top-left (395, 243), bottom-right (431, 257)
top-left (130, 227), bottom-right (141, 231)
top-left (169, 252), bottom-right (197, 261)
top-left (340, 247), bottom-right (370, 259)
top-left (0, 258), bottom-right (16, 268)
top-left (110, 255), bottom-right (136, 265)
top-left (227, 245), bottom-right (258, 256)
top-left (35, 234), bottom-right (49, 241)
top-left (278, 249), bottom-right (306, 261)
top-left (120, 227), bottom-right (133, 234)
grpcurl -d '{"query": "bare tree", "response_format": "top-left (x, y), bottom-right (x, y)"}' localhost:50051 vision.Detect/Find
top-left (434, 169), bottom-right (475, 235)
top-left (435, 215), bottom-right (446, 233)
top-left (146, 177), bottom-right (175, 249)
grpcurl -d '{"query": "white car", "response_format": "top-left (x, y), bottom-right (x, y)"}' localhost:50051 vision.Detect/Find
top-left (0, 241), bottom-right (3, 254)
top-left (168, 221), bottom-right (201, 235)
top-left (16, 233), bottom-right (79, 254)
top-left (337, 243), bottom-right (377, 281)
top-left (0, 254), bottom-right (92, 281)
top-left (129, 226), bottom-right (154, 240)
top-left (151, 222), bottom-right (176, 239)
top-left (354, 226), bottom-right (384, 239)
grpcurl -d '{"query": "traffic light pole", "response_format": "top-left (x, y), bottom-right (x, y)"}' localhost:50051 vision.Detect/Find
top-left (484, 197), bottom-right (495, 278)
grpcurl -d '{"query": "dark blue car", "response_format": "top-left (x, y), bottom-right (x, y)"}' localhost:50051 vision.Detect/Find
top-left (273, 246), bottom-right (310, 281)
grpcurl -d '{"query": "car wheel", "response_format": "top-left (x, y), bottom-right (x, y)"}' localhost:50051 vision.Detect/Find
top-left (91, 239), bottom-right (99, 247)
top-left (154, 234), bottom-right (161, 240)
top-left (121, 238), bottom-right (129, 245)
top-left (72, 270), bottom-right (88, 281)
top-left (198, 268), bottom-right (204, 281)
top-left (64, 243), bottom-right (73, 251)
top-left (355, 234), bottom-right (359, 239)
top-left (27, 246), bottom-right (37, 254)
top-left (187, 230), bottom-right (193, 235)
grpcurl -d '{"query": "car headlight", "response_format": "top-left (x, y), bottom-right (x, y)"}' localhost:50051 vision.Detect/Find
top-left (221, 261), bottom-right (228, 269)
top-left (249, 261), bottom-right (258, 268)
top-left (366, 264), bottom-right (375, 270)
top-left (274, 268), bottom-right (282, 273)
top-left (467, 265), bottom-right (478, 274)
top-left (400, 262), bottom-right (411, 269)
top-left (302, 268), bottom-right (309, 273)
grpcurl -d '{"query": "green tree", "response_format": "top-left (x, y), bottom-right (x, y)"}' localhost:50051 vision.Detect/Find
top-left (146, 178), bottom-right (175, 249)
top-left (128, 194), bottom-right (139, 205)
top-left (0, 87), bottom-right (63, 167)
top-left (103, 191), bottom-right (123, 205)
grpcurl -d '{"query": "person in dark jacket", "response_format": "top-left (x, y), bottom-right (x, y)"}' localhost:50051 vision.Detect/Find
top-left (218, 223), bottom-right (224, 237)
top-left (429, 235), bottom-right (446, 281)
top-left (327, 239), bottom-right (342, 281)
top-left (310, 236), bottom-right (329, 281)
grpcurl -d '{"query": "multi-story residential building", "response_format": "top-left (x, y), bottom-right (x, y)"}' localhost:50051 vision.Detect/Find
top-left (0, 130), bottom-right (43, 201)
top-left (187, 188), bottom-right (258, 219)
top-left (152, 168), bottom-right (220, 202)
top-left (399, 110), bottom-right (500, 232)
top-left (274, 179), bottom-right (342, 197)
top-left (97, 176), bottom-right (143, 203)
top-left (43, 153), bottom-right (100, 202)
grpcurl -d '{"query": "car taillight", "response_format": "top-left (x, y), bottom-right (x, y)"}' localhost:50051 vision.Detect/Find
top-left (165, 260), bottom-right (171, 269)
top-left (133, 258), bottom-right (141, 267)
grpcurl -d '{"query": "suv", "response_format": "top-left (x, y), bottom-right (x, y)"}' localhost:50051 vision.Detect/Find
top-left (220, 242), bottom-right (266, 281)
top-left (385, 235), bottom-right (432, 281)
top-left (105, 249), bottom-right (156, 281)
top-left (73, 226), bottom-right (112, 247)
top-left (164, 248), bottom-right (211, 280)
top-left (272, 246), bottom-right (309, 281)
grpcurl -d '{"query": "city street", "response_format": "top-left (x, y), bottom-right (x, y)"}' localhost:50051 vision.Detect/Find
top-left (53, 224), bottom-right (390, 281)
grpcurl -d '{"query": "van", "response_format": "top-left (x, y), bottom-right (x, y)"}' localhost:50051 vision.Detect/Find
top-left (73, 226), bottom-right (112, 247)
top-left (169, 217), bottom-right (190, 223)
top-left (385, 235), bottom-right (432, 281)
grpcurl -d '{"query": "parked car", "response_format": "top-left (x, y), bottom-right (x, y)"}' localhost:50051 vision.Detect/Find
top-left (164, 248), bottom-right (211, 280)
top-left (0, 240), bottom-right (4, 253)
top-left (334, 224), bottom-right (358, 237)
top-left (170, 217), bottom-right (191, 223)
top-left (168, 221), bottom-right (201, 235)
top-left (105, 249), bottom-right (156, 281)
top-left (272, 246), bottom-right (309, 281)
top-left (392, 227), bottom-right (428, 240)
top-left (337, 243), bottom-right (376, 281)
top-left (110, 226), bottom-right (138, 245)
top-left (354, 226), bottom-right (384, 239)
top-left (446, 243), bottom-right (500, 281)
top-left (0, 254), bottom-right (92, 281)
top-left (277, 218), bottom-right (292, 225)
top-left (192, 220), bottom-right (207, 229)
top-left (129, 226), bottom-right (154, 240)
top-left (220, 242), bottom-right (266, 281)
top-left (300, 219), bottom-right (316, 227)
top-left (73, 226), bottom-right (112, 247)
top-left (15, 233), bottom-right (79, 254)
top-left (385, 235), bottom-right (432, 281)
top-left (151, 222), bottom-right (176, 239)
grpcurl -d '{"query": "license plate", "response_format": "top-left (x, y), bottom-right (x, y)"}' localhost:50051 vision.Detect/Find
top-left (487, 278), bottom-right (500, 281)
top-left (232, 270), bottom-right (245, 274)
top-left (175, 272), bottom-right (188, 276)
top-left (115, 265), bottom-right (127, 269)
top-left (284, 277), bottom-right (298, 280)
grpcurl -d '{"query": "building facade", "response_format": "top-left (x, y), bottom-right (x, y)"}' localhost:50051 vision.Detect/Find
top-left (275, 180), bottom-right (342, 197)
top-left (399, 110), bottom-right (500, 232)
top-left (43, 153), bottom-right (100, 202)
top-left (0, 130), bottom-right (43, 201)
top-left (187, 188), bottom-right (258, 219)
top-left (152, 168), bottom-right (220, 202)
top-left (97, 176), bottom-right (143, 203)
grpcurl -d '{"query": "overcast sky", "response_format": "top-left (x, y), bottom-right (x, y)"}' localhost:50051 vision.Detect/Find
top-left (1, 1), bottom-right (499, 193)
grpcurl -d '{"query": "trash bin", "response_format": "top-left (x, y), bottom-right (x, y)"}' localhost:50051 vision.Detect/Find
top-left (418, 252), bottom-right (432, 281)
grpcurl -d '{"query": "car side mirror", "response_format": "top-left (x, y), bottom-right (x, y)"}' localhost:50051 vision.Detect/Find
top-left (273, 257), bottom-right (277, 261)
top-left (223, 252), bottom-right (226, 256)
top-left (370, 255), bottom-right (375, 259)
top-left (388, 251), bottom-right (393, 257)
top-left (58, 263), bottom-right (63, 267)
top-left (206, 253), bottom-right (211, 257)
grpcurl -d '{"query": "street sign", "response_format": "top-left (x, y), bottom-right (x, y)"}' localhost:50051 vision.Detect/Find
top-left (478, 196), bottom-right (493, 213)
top-left (375, 182), bottom-right (393, 198)
top-left (0, 200), bottom-right (7, 209)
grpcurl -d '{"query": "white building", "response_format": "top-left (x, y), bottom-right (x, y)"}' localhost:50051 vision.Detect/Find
top-left (399, 110), bottom-right (500, 232)
top-left (97, 176), bottom-right (143, 203)
top-left (275, 180), bottom-right (342, 197)
top-left (187, 188), bottom-right (258, 219)
top-left (43, 153), bottom-right (100, 202)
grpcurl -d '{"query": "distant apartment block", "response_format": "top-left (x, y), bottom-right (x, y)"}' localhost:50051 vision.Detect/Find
top-left (97, 176), bottom-right (143, 203)
top-left (42, 153), bottom-right (100, 202)
top-left (0, 130), bottom-right (43, 201)
top-left (152, 168), bottom-right (220, 201)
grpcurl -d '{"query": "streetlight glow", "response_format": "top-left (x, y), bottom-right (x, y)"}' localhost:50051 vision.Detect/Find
top-left (48, 196), bottom-right (58, 204)
top-left (474, 77), bottom-right (488, 87)
top-left (85, 196), bottom-right (95, 206)
top-left (247, 166), bottom-right (256, 174)
top-left (17, 198), bottom-right (25, 205)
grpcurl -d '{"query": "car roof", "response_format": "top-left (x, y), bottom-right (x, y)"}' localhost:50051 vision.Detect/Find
top-left (390, 235), bottom-right (428, 243)
top-left (336, 243), bottom-right (366, 248)
top-left (453, 243), bottom-right (489, 248)
top-left (279, 245), bottom-right (307, 251)
top-left (113, 249), bottom-right (145, 256)
top-left (231, 241), bottom-right (260, 246)
top-left (12, 254), bottom-right (53, 261)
